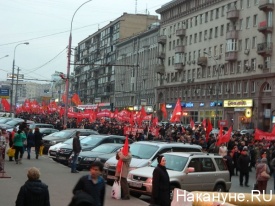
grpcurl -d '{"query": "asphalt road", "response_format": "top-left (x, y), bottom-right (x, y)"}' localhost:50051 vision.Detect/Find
top-left (0, 151), bottom-right (147, 206)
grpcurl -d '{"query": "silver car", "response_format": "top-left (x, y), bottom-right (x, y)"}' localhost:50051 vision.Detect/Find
top-left (127, 152), bottom-right (231, 198)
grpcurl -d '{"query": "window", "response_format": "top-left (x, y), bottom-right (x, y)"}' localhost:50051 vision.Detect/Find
top-left (237, 61), bottom-right (242, 73)
top-left (207, 66), bottom-right (211, 77)
top-left (252, 36), bottom-right (257, 49)
top-left (239, 19), bottom-right (243, 30)
top-left (220, 25), bottom-right (224, 36)
top-left (226, 39), bottom-right (237, 51)
top-left (246, 17), bottom-right (250, 29)
top-left (244, 60), bottom-right (249, 72)
top-left (220, 44), bottom-right (224, 54)
top-left (204, 30), bottom-right (208, 40)
top-left (244, 81), bottom-right (248, 93)
top-left (245, 38), bottom-right (250, 50)
top-left (226, 23), bottom-right (230, 32)
top-left (237, 82), bottom-right (241, 93)
top-left (172, 56), bottom-right (175, 65)
top-left (195, 16), bottom-right (198, 26)
top-left (254, 0), bottom-right (259, 5)
top-left (247, 0), bottom-right (251, 8)
top-left (251, 81), bottom-right (255, 93)
top-left (209, 28), bottom-right (213, 39)
top-left (210, 10), bottom-right (214, 21)
top-left (169, 41), bottom-right (171, 51)
top-left (168, 57), bottom-right (171, 66)
top-left (215, 27), bottom-right (218, 37)
top-left (194, 33), bottom-right (197, 43)
top-left (251, 58), bottom-right (256, 70)
top-left (229, 62), bottom-right (235, 74)
top-left (173, 40), bottom-right (176, 49)
top-left (200, 14), bottom-right (203, 24)
top-left (205, 12), bottom-right (208, 23)
top-left (238, 40), bottom-right (242, 51)
top-left (263, 83), bottom-right (272, 92)
top-left (199, 32), bottom-right (202, 42)
top-left (214, 46), bottom-right (218, 56)
top-left (189, 35), bottom-right (192, 45)
top-left (231, 82), bottom-right (235, 94)
top-left (253, 14), bottom-right (258, 27)
top-left (216, 8), bottom-right (219, 19)
top-left (240, 0), bottom-right (244, 9)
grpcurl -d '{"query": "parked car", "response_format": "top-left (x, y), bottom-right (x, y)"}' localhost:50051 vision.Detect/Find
top-left (0, 119), bottom-right (34, 130)
top-left (39, 128), bottom-right (60, 137)
top-left (103, 141), bottom-right (202, 183)
top-left (240, 129), bottom-right (254, 135)
top-left (56, 135), bottom-right (131, 164)
top-left (48, 136), bottom-right (86, 160)
top-left (42, 129), bottom-right (98, 154)
top-left (69, 143), bottom-right (124, 170)
top-left (28, 123), bottom-right (55, 130)
top-left (127, 152), bottom-right (231, 198)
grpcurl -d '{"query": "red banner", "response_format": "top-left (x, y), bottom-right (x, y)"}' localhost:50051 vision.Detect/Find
top-left (254, 128), bottom-right (275, 141)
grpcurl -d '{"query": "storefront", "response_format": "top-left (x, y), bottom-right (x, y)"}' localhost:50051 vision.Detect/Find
top-left (223, 99), bottom-right (253, 130)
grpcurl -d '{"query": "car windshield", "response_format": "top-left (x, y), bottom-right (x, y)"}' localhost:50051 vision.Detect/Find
top-left (5, 120), bottom-right (21, 126)
top-left (151, 154), bottom-right (188, 172)
top-left (49, 130), bottom-right (72, 138)
top-left (92, 144), bottom-right (120, 153)
top-left (80, 137), bottom-right (102, 145)
top-left (0, 118), bottom-right (11, 123)
top-left (129, 143), bottom-right (158, 159)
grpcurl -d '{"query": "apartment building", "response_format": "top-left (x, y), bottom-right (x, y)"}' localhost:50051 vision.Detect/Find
top-left (72, 13), bottom-right (158, 106)
top-left (156, 0), bottom-right (274, 130)
top-left (115, 23), bottom-right (160, 112)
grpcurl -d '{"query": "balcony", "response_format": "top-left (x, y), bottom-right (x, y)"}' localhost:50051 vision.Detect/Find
top-left (226, 9), bottom-right (240, 21)
top-left (155, 64), bottom-right (165, 75)
top-left (258, 21), bottom-right (273, 33)
top-left (226, 30), bottom-right (239, 39)
top-left (257, 42), bottom-right (273, 56)
top-left (197, 57), bottom-right (207, 67)
top-left (174, 63), bottom-right (184, 71)
top-left (259, 0), bottom-right (274, 12)
top-left (157, 35), bottom-right (167, 45)
top-left (225, 51), bottom-right (238, 61)
top-left (176, 28), bottom-right (186, 37)
top-left (157, 52), bottom-right (165, 59)
top-left (175, 45), bottom-right (185, 53)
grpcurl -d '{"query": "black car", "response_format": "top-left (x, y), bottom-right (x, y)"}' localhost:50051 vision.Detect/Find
top-left (39, 128), bottom-right (60, 137)
top-left (42, 129), bottom-right (98, 154)
top-left (71, 143), bottom-right (124, 170)
top-left (56, 135), bottom-right (130, 164)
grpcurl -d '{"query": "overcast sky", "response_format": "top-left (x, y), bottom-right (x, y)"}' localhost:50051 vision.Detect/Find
top-left (0, 0), bottom-right (169, 83)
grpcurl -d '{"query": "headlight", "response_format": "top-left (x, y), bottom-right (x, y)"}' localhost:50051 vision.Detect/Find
top-left (104, 162), bottom-right (110, 169)
top-left (84, 157), bottom-right (95, 161)
top-left (50, 141), bottom-right (56, 145)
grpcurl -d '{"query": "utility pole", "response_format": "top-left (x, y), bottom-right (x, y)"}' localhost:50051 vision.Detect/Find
top-left (14, 67), bottom-right (20, 107)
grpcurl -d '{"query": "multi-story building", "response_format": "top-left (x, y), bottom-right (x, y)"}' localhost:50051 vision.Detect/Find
top-left (115, 22), bottom-right (160, 112)
top-left (156, 0), bottom-right (274, 130)
top-left (72, 13), bottom-right (158, 106)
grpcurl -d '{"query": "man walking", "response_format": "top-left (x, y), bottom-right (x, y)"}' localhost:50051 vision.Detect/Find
top-left (71, 131), bottom-right (81, 173)
top-left (238, 146), bottom-right (251, 187)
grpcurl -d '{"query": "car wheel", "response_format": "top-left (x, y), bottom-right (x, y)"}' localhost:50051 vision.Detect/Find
top-left (130, 191), bottom-right (141, 198)
top-left (214, 183), bottom-right (226, 192)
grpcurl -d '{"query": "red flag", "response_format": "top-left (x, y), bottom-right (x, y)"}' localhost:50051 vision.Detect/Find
top-left (190, 118), bottom-right (195, 129)
top-left (152, 117), bottom-right (158, 127)
top-left (138, 106), bottom-right (147, 126)
top-left (1, 98), bottom-right (10, 111)
top-left (217, 127), bottom-right (232, 146)
top-left (71, 93), bottom-right (82, 106)
top-left (217, 126), bottom-right (223, 140)
top-left (170, 99), bottom-right (182, 122)
top-left (161, 103), bottom-right (167, 119)
top-left (129, 112), bottom-right (134, 126)
top-left (205, 119), bottom-right (213, 142)
top-left (116, 136), bottom-right (129, 173)
top-left (202, 119), bottom-right (207, 128)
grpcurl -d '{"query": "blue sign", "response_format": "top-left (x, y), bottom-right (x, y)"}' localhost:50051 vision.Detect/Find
top-left (200, 102), bottom-right (205, 107)
top-left (210, 101), bottom-right (223, 107)
top-left (210, 102), bottom-right (216, 107)
top-left (181, 102), bottom-right (186, 107)
top-left (185, 102), bottom-right (194, 108)
top-left (0, 89), bottom-right (9, 98)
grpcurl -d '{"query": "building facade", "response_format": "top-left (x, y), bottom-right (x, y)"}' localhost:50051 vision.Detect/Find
top-left (115, 23), bottom-right (160, 112)
top-left (155, 0), bottom-right (274, 131)
top-left (72, 13), bottom-right (158, 106)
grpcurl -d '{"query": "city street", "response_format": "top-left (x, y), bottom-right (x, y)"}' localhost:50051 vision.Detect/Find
top-left (0, 151), bottom-right (147, 206)
top-left (1, 151), bottom-right (274, 205)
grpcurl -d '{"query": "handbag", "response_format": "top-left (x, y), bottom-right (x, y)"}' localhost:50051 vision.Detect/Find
top-left (260, 164), bottom-right (270, 179)
top-left (111, 180), bottom-right (121, 199)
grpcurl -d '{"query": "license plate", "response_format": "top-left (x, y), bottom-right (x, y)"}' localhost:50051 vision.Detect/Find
top-left (107, 175), bottom-right (117, 180)
top-left (50, 151), bottom-right (56, 155)
top-left (58, 156), bottom-right (66, 160)
top-left (129, 181), bottom-right (142, 188)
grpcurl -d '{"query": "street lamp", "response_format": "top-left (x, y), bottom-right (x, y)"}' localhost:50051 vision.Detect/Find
top-left (0, 55), bottom-right (9, 60)
top-left (64, 0), bottom-right (92, 128)
top-left (204, 51), bottom-right (219, 129)
top-left (10, 42), bottom-right (29, 116)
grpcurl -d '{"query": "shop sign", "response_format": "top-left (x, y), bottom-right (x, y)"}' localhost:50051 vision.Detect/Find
top-left (199, 102), bottom-right (205, 107)
top-left (185, 102), bottom-right (194, 108)
top-left (224, 99), bottom-right (253, 107)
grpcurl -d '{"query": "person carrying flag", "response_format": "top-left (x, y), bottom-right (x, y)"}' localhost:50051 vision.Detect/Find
top-left (115, 137), bottom-right (132, 200)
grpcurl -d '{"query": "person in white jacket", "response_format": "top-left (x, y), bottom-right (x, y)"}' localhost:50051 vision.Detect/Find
top-left (219, 143), bottom-right (228, 157)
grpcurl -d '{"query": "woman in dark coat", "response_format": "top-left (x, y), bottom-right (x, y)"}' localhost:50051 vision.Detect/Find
top-left (150, 155), bottom-right (170, 206)
top-left (34, 128), bottom-right (43, 159)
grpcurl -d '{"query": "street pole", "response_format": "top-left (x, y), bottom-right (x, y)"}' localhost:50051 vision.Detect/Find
top-left (63, 0), bottom-right (92, 128)
top-left (14, 67), bottom-right (20, 107)
top-left (10, 42), bottom-right (29, 116)
top-left (204, 51), bottom-right (219, 129)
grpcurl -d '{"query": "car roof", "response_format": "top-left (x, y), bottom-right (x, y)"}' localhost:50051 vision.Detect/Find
top-left (85, 134), bottom-right (125, 139)
top-left (163, 152), bottom-right (223, 158)
top-left (132, 141), bottom-right (202, 149)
